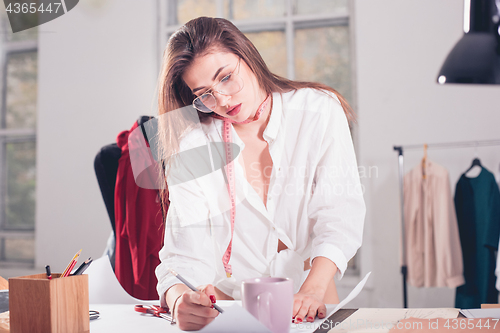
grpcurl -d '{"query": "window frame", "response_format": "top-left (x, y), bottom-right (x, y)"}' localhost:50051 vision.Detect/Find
top-left (0, 36), bottom-right (37, 267)
top-left (160, 0), bottom-right (350, 80)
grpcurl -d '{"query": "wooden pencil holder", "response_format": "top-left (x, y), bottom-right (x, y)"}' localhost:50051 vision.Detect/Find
top-left (9, 273), bottom-right (89, 333)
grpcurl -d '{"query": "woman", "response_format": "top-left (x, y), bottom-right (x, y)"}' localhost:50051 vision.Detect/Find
top-left (155, 16), bottom-right (365, 331)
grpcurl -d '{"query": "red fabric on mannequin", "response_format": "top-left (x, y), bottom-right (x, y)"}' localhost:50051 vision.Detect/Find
top-left (114, 121), bottom-right (164, 300)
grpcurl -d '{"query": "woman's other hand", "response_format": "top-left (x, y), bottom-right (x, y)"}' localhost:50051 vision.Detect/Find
top-left (169, 284), bottom-right (219, 331)
top-left (292, 291), bottom-right (327, 323)
top-left (293, 256), bottom-right (339, 323)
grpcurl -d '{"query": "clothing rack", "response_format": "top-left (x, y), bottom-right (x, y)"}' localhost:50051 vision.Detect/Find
top-left (393, 139), bottom-right (500, 308)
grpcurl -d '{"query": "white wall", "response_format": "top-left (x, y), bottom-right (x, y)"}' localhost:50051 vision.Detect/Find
top-left (354, 0), bottom-right (500, 308)
top-left (35, 0), bottom-right (159, 272)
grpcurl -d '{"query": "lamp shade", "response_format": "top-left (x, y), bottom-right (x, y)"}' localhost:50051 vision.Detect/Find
top-left (437, 33), bottom-right (500, 84)
top-left (437, 0), bottom-right (500, 84)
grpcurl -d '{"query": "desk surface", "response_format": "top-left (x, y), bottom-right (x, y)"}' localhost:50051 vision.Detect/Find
top-left (89, 306), bottom-right (463, 333)
top-left (2, 292), bottom-right (466, 333)
top-left (89, 303), bottom-right (347, 333)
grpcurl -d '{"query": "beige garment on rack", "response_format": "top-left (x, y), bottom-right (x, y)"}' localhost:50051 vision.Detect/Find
top-left (403, 159), bottom-right (465, 288)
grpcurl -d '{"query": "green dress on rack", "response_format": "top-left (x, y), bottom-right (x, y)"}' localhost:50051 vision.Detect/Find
top-left (454, 167), bottom-right (500, 309)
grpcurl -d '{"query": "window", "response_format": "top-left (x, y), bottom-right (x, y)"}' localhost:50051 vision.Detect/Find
top-left (159, 0), bottom-right (357, 274)
top-left (0, 9), bottom-right (37, 267)
top-left (161, 0), bottom-right (352, 104)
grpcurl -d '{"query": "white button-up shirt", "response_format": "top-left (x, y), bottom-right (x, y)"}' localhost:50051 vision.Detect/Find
top-left (156, 88), bottom-right (366, 303)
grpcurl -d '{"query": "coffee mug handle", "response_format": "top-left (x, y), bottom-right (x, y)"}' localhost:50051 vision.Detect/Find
top-left (257, 291), bottom-right (273, 329)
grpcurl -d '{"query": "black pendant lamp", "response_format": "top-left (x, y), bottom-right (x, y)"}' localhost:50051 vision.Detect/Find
top-left (437, 0), bottom-right (500, 84)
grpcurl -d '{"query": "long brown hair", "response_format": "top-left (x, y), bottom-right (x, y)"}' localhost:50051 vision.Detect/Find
top-left (157, 16), bottom-right (355, 214)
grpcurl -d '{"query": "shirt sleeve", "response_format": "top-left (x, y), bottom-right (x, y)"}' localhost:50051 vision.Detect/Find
top-left (155, 203), bottom-right (217, 307)
top-left (307, 94), bottom-right (366, 279)
top-left (155, 137), bottom-right (217, 307)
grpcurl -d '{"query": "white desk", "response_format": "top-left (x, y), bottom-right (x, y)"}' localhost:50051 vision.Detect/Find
top-left (85, 258), bottom-right (357, 332)
top-left (89, 302), bottom-right (337, 333)
top-left (89, 304), bottom-right (179, 332)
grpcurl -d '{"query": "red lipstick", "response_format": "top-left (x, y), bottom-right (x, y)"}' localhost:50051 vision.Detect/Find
top-left (226, 104), bottom-right (241, 116)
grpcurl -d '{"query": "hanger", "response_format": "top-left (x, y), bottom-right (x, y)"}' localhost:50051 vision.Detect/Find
top-left (421, 143), bottom-right (428, 179)
top-left (465, 157), bottom-right (482, 173)
top-left (465, 142), bottom-right (482, 174)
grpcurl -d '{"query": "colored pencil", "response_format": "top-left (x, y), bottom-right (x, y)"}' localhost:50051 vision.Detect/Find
top-left (61, 249), bottom-right (82, 277)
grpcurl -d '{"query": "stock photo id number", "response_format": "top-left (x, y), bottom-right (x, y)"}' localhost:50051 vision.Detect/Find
top-left (3, 0), bottom-right (79, 32)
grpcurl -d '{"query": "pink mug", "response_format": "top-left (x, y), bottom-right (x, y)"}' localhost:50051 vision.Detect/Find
top-left (241, 277), bottom-right (293, 333)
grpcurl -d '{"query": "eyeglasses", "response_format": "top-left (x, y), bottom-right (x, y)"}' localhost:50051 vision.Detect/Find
top-left (192, 58), bottom-right (244, 113)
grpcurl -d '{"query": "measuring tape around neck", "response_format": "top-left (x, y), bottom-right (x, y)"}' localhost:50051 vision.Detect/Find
top-left (212, 95), bottom-right (271, 277)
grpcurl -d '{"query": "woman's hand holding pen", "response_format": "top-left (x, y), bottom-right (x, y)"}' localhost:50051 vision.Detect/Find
top-left (168, 284), bottom-right (219, 331)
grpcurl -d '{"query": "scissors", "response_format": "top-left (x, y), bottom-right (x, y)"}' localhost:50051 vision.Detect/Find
top-left (134, 305), bottom-right (175, 324)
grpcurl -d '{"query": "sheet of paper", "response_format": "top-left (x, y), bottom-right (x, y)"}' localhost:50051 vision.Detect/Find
top-left (402, 308), bottom-right (459, 319)
top-left (199, 303), bottom-right (272, 333)
top-left (89, 304), bottom-right (179, 333)
top-left (332, 272), bottom-right (372, 316)
top-left (460, 309), bottom-right (500, 319)
top-left (329, 308), bottom-right (459, 333)
top-left (85, 256), bottom-right (158, 304)
top-left (200, 302), bottom-right (338, 333)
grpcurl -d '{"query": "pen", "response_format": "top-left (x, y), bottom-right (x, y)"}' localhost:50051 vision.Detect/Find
top-left (168, 268), bottom-right (224, 313)
top-left (62, 249), bottom-right (82, 277)
top-left (45, 265), bottom-right (52, 280)
top-left (72, 257), bottom-right (93, 275)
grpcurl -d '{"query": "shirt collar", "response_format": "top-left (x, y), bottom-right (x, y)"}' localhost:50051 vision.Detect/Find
top-left (263, 92), bottom-right (282, 142)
